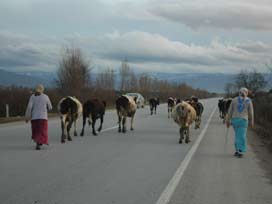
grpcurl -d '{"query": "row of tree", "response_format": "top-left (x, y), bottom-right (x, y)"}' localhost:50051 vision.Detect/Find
top-left (55, 48), bottom-right (213, 103)
top-left (225, 70), bottom-right (268, 97)
top-left (0, 47), bottom-right (213, 117)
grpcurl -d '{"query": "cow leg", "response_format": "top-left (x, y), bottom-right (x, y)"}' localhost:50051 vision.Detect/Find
top-left (118, 114), bottom-right (122, 133)
top-left (150, 106), bottom-right (153, 115)
top-left (67, 120), bottom-right (73, 141)
top-left (61, 116), bottom-right (66, 143)
top-left (74, 119), bottom-right (78, 136)
top-left (130, 115), bottom-right (134, 131)
top-left (98, 115), bottom-right (104, 132)
top-left (168, 107), bottom-right (170, 118)
top-left (223, 114), bottom-right (226, 124)
top-left (185, 127), bottom-right (190, 143)
top-left (195, 117), bottom-right (200, 129)
top-left (80, 115), bottom-right (86, 136)
top-left (155, 105), bottom-right (157, 114)
top-left (179, 127), bottom-right (184, 144)
top-left (92, 118), bottom-right (97, 136)
top-left (122, 117), bottom-right (127, 133)
top-left (88, 115), bottom-right (92, 126)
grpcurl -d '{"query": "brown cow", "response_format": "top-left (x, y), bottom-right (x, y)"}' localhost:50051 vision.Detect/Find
top-left (172, 101), bottom-right (196, 144)
top-left (80, 98), bottom-right (106, 136)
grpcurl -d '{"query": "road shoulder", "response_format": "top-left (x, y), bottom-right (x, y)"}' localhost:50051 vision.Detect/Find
top-left (248, 129), bottom-right (272, 184)
top-left (168, 112), bottom-right (272, 204)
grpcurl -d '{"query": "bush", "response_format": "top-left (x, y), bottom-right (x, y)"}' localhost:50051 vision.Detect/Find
top-left (253, 92), bottom-right (272, 141)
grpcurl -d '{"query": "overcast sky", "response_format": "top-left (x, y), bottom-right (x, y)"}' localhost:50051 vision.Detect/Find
top-left (1, 0), bottom-right (272, 73)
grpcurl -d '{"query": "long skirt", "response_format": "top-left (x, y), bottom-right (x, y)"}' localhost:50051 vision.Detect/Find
top-left (31, 119), bottom-right (48, 145)
top-left (231, 118), bottom-right (248, 153)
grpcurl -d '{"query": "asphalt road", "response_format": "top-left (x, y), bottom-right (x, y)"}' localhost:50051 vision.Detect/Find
top-left (0, 98), bottom-right (271, 204)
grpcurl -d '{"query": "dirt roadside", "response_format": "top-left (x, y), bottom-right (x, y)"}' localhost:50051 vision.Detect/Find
top-left (248, 128), bottom-right (272, 184)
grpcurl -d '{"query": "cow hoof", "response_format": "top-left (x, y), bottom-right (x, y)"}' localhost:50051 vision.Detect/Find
top-left (74, 133), bottom-right (78, 136)
top-left (118, 129), bottom-right (121, 133)
top-left (122, 130), bottom-right (126, 133)
top-left (179, 140), bottom-right (182, 144)
top-left (61, 140), bottom-right (65, 143)
top-left (80, 133), bottom-right (84, 137)
top-left (93, 133), bottom-right (98, 136)
top-left (130, 128), bottom-right (134, 131)
top-left (98, 128), bottom-right (102, 132)
top-left (68, 137), bottom-right (72, 141)
top-left (185, 140), bottom-right (190, 144)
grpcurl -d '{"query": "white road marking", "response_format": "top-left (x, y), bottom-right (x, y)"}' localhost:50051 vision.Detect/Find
top-left (100, 125), bottom-right (119, 133)
top-left (156, 107), bottom-right (217, 204)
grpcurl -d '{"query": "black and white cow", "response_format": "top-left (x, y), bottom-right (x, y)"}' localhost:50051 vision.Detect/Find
top-left (116, 95), bottom-right (137, 133)
top-left (58, 96), bottom-right (82, 143)
top-left (218, 98), bottom-right (232, 123)
top-left (189, 101), bottom-right (204, 129)
top-left (80, 98), bottom-right (106, 136)
top-left (218, 99), bottom-right (224, 119)
top-left (149, 98), bottom-right (160, 115)
top-left (168, 97), bottom-right (176, 118)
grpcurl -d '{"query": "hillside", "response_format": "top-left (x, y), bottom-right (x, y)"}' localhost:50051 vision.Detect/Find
top-left (0, 69), bottom-right (235, 93)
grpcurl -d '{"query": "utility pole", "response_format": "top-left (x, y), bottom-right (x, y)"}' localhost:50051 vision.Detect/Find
top-left (6, 104), bottom-right (9, 118)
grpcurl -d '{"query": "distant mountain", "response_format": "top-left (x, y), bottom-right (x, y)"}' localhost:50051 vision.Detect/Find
top-left (147, 73), bottom-right (236, 93)
top-left (0, 69), bottom-right (236, 93)
top-left (0, 69), bottom-right (54, 87)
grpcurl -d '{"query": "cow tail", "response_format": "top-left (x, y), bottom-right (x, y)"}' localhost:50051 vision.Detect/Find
top-left (102, 100), bottom-right (107, 107)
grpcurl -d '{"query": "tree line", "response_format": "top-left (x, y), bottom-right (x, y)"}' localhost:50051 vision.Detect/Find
top-left (0, 47), bottom-right (214, 117)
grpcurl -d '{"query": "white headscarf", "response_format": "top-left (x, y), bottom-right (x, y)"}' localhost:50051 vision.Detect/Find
top-left (35, 84), bottom-right (44, 94)
top-left (239, 87), bottom-right (248, 98)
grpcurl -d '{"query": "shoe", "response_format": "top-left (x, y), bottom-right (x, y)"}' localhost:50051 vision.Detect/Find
top-left (237, 152), bottom-right (243, 158)
top-left (36, 144), bottom-right (41, 150)
top-left (234, 152), bottom-right (239, 157)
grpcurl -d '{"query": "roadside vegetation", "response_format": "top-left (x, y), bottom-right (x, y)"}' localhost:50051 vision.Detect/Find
top-left (0, 47), bottom-right (214, 119)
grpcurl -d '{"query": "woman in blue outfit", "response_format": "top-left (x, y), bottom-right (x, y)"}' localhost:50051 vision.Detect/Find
top-left (226, 88), bottom-right (254, 158)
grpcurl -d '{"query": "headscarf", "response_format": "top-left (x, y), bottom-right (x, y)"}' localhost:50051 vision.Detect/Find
top-left (35, 84), bottom-right (44, 94)
top-left (237, 87), bottom-right (250, 112)
top-left (239, 87), bottom-right (248, 98)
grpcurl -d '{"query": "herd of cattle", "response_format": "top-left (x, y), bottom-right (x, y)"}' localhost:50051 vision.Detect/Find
top-left (57, 95), bottom-right (234, 144)
top-left (57, 95), bottom-right (208, 144)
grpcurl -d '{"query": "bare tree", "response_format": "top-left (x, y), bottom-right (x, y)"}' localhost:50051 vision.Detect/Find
top-left (138, 73), bottom-right (152, 98)
top-left (96, 68), bottom-right (115, 90)
top-left (224, 83), bottom-right (237, 97)
top-left (265, 63), bottom-right (272, 88)
top-left (56, 47), bottom-right (91, 98)
top-left (235, 70), bottom-right (267, 94)
top-left (128, 71), bottom-right (138, 92)
top-left (119, 59), bottom-right (131, 92)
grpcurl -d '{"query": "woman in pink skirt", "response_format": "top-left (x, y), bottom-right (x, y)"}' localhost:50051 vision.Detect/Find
top-left (25, 84), bottom-right (52, 150)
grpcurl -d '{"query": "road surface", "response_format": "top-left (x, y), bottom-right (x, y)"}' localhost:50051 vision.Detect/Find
top-left (0, 98), bottom-right (271, 204)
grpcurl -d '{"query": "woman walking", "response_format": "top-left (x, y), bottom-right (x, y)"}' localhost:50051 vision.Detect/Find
top-left (226, 87), bottom-right (254, 158)
top-left (25, 84), bottom-right (52, 150)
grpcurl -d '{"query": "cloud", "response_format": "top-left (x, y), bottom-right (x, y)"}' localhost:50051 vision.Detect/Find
top-left (66, 31), bottom-right (272, 73)
top-left (0, 31), bottom-right (59, 71)
top-left (0, 30), bottom-right (270, 73)
top-left (149, 0), bottom-right (272, 31)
